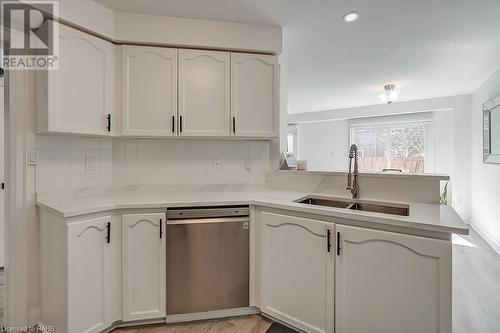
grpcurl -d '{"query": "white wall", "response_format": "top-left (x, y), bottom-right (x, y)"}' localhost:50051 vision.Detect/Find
top-left (35, 137), bottom-right (270, 190)
top-left (470, 67), bottom-right (500, 252)
top-left (37, 0), bottom-right (282, 54)
top-left (112, 139), bottom-right (270, 186)
top-left (297, 120), bottom-right (348, 171)
top-left (35, 135), bottom-right (113, 193)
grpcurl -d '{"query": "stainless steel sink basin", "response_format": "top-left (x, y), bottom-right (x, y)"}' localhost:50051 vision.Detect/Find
top-left (297, 197), bottom-right (353, 209)
top-left (345, 202), bottom-right (409, 216)
top-left (296, 196), bottom-right (410, 216)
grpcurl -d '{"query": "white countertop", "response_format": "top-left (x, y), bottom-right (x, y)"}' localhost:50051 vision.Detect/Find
top-left (275, 170), bottom-right (451, 181)
top-left (36, 184), bottom-right (468, 236)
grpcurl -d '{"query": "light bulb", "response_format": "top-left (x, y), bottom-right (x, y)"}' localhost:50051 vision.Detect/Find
top-left (379, 84), bottom-right (399, 104)
top-left (343, 12), bottom-right (360, 22)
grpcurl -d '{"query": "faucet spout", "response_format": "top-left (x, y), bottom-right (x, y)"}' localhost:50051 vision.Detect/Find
top-left (346, 144), bottom-right (360, 199)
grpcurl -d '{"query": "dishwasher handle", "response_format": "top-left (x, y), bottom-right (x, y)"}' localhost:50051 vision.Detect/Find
top-left (166, 217), bottom-right (250, 225)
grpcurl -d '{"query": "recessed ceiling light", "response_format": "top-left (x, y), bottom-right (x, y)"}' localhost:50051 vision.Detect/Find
top-left (343, 11), bottom-right (360, 22)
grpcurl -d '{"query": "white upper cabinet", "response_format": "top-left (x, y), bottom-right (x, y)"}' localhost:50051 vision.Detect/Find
top-left (231, 54), bottom-right (279, 137)
top-left (178, 49), bottom-right (231, 136)
top-left (122, 212), bottom-right (166, 321)
top-left (260, 212), bottom-right (334, 333)
top-left (36, 24), bottom-right (279, 139)
top-left (335, 225), bottom-right (452, 333)
top-left (36, 22), bottom-right (116, 136)
top-left (122, 46), bottom-right (178, 136)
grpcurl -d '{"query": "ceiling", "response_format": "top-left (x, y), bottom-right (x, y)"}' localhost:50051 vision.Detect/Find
top-left (96, 0), bottom-right (500, 114)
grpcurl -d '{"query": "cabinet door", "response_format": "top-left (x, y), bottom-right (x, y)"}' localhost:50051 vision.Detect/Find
top-left (231, 54), bottom-right (279, 137)
top-left (122, 213), bottom-right (166, 321)
top-left (178, 49), bottom-right (230, 136)
top-left (122, 46), bottom-right (178, 136)
top-left (67, 216), bottom-right (113, 333)
top-left (38, 23), bottom-right (115, 136)
top-left (260, 212), bottom-right (334, 333)
top-left (335, 225), bottom-right (452, 333)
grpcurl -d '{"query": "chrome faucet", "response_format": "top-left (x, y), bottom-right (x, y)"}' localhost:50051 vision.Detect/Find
top-left (346, 144), bottom-right (359, 199)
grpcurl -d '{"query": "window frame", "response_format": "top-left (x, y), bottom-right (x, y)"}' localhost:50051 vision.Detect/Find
top-left (348, 116), bottom-right (434, 173)
top-left (287, 124), bottom-right (299, 156)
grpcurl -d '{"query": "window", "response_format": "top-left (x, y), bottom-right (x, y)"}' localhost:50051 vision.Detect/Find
top-left (350, 118), bottom-right (432, 174)
top-left (287, 124), bottom-right (299, 155)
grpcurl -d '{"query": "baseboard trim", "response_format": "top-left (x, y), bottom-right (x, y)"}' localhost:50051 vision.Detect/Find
top-left (261, 312), bottom-right (307, 333)
top-left (470, 222), bottom-right (500, 256)
top-left (102, 317), bottom-right (166, 333)
top-left (165, 306), bottom-right (260, 324)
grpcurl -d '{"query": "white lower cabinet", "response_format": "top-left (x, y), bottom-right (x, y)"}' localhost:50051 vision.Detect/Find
top-left (67, 216), bottom-right (115, 333)
top-left (260, 212), bottom-right (335, 333)
top-left (40, 206), bottom-right (452, 333)
top-left (40, 211), bottom-right (121, 333)
top-left (259, 211), bottom-right (452, 333)
top-left (335, 225), bottom-right (452, 333)
top-left (122, 212), bottom-right (166, 321)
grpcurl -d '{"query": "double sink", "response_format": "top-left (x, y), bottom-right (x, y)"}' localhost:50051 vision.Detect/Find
top-left (296, 196), bottom-right (410, 217)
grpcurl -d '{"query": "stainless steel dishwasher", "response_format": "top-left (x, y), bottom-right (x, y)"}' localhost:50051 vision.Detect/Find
top-left (166, 206), bottom-right (250, 315)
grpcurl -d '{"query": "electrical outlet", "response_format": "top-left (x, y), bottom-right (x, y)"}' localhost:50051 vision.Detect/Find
top-left (214, 159), bottom-right (222, 169)
top-left (85, 157), bottom-right (96, 172)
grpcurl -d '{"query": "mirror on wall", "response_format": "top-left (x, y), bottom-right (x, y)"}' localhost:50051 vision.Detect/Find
top-left (483, 96), bottom-right (500, 164)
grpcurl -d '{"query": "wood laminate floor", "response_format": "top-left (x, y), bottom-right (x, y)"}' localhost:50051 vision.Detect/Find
top-left (113, 315), bottom-right (272, 333)
top-left (453, 229), bottom-right (500, 333)
top-left (113, 229), bottom-right (500, 333)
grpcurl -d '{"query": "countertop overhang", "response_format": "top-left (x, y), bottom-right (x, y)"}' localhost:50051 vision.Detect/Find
top-left (36, 184), bottom-right (468, 236)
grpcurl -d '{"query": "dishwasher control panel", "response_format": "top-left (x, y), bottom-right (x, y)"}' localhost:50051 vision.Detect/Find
top-left (166, 206), bottom-right (250, 219)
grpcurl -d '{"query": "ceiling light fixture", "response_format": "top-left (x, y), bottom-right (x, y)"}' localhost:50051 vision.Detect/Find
top-left (343, 11), bottom-right (360, 22)
top-left (379, 84), bottom-right (399, 104)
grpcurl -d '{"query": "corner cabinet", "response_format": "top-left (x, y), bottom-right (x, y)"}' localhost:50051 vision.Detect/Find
top-left (231, 54), bottom-right (279, 138)
top-left (122, 212), bottom-right (166, 321)
top-left (178, 49), bottom-right (231, 136)
top-left (121, 46), bottom-right (178, 137)
top-left (335, 225), bottom-right (452, 333)
top-left (260, 212), bottom-right (335, 333)
top-left (40, 211), bottom-right (121, 333)
top-left (36, 22), bottom-right (117, 136)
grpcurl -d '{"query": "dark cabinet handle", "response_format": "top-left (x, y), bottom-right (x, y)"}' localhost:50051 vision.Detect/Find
top-left (159, 219), bottom-right (163, 239)
top-left (327, 229), bottom-right (332, 253)
top-left (172, 116), bottom-right (175, 133)
top-left (232, 117), bottom-right (236, 133)
top-left (106, 222), bottom-right (111, 244)
top-left (180, 116), bottom-right (183, 133)
top-left (107, 114), bottom-right (111, 132)
top-left (337, 232), bottom-right (341, 256)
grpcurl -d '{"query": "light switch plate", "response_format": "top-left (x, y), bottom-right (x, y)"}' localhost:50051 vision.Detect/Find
top-left (27, 150), bottom-right (38, 166)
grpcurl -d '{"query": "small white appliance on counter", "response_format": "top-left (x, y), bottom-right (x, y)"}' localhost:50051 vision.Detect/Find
top-left (281, 152), bottom-right (298, 170)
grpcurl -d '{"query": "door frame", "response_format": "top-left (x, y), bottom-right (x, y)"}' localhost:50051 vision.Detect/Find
top-left (3, 24), bottom-right (35, 326)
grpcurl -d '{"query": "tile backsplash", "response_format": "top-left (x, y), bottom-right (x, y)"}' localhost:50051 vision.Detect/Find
top-left (35, 135), bottom-right (112, 193)
top-left (112, 139), bottom-right (270, 186)
top-left (35, 136), bottom-right (271, 192)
